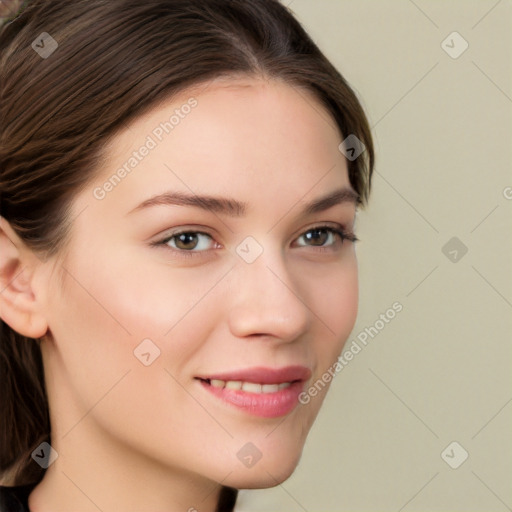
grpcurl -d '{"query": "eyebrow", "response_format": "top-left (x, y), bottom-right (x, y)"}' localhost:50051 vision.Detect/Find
top-left (128, 187), bottom-right (360, 217)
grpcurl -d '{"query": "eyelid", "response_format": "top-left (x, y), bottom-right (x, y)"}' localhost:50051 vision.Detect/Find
top-left (293, 221), bottom-right (357, 242)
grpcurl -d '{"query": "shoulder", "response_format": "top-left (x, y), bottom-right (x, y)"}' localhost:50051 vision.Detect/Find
top-left (0, 484), bottom-right (34, 512)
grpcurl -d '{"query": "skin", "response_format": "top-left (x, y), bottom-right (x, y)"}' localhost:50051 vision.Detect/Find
top-left (0, 76), bottom-right (359, 511)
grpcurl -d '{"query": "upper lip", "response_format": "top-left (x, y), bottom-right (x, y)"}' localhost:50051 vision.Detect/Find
top-left (196, 365), bottom-right (311, 384)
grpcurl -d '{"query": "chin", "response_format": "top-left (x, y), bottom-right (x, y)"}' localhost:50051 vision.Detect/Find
top-left (223, 450), bottom-right (303, 490)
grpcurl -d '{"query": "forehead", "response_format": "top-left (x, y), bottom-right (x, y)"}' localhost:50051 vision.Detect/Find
top-left (81, 76), bottom-right (352, 218)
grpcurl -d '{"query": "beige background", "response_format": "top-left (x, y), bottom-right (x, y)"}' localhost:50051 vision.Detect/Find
top-left (236, 1), bottom-right (512, 511)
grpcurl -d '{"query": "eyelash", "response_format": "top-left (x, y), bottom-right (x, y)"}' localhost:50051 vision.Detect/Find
top-left (151, 224), bottom-right (358, 259)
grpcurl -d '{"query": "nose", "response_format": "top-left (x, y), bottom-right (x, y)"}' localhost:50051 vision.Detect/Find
top-left (226, 246), bottom-right (312, 343)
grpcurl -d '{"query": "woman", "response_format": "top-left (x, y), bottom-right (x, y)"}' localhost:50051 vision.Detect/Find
top-left (0, 0), bottom-right (374, 510)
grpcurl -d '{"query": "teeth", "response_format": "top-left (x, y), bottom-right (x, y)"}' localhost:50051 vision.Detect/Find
top-left (242, 382), bottom-right (261, 393)
top-left (225, 380), bottom-right (242, 390)
top-left (206, 379), bottom-right (294, 393)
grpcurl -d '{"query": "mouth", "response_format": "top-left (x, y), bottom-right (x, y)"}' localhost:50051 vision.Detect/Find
top-left (195, 366), bottom-right (311, 418)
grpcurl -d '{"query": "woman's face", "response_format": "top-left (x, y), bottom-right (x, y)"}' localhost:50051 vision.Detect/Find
top-left (39, 77), bottom-right (359, 492)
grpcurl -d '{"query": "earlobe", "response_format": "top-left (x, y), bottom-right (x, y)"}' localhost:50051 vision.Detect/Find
top-left (0, 216), bottom-right (49, 339)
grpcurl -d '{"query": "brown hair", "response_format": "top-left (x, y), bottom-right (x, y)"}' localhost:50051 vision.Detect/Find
top-left (0, 0), bottom-right (374, 505)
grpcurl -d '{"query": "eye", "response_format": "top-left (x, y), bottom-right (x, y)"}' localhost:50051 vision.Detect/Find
top-left (157, 230), bottom-right (216, 252)
top-left (294, 225), bottom-right (358, 250)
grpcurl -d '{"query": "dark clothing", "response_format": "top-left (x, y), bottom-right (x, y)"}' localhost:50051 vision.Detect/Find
top-left (0, 483), bottom-right (238, 511)
top-left (216, 486), bottom-right (238, 512)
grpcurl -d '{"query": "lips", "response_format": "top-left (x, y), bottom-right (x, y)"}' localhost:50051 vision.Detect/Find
top-left (195, 366), bottom-right (311, 418)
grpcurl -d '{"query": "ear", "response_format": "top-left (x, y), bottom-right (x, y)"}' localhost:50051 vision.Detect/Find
top-left (0, 216), bottom-right (48, 338)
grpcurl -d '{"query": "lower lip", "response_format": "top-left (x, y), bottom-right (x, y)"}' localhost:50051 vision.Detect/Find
top-left (198, 380), bottom-right (305, 418)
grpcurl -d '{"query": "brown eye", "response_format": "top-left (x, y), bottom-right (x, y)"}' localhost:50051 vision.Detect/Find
top-left (303, 228), bottom-right (330, 246)
top-left (162, 231), bottom-right (215, 251)
top-left (174, 233), bottom-right (199, 250)
top-left (295, 225), bottom-right (358, 250)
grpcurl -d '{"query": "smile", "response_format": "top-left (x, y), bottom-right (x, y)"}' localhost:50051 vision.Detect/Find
top-left (195, 366), bottom-right (311, 418)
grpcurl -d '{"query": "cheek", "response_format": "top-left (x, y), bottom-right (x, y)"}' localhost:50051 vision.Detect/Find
top-left (293, 258), bottom-right (358, 431)
top-left (309, 254), bottom-right (359, 347)
top-left (57, 250), bottom-right (207, 340)
top-left (46, 256), bottom-right (216, 457)
top-left (47, 249), bottom-right (222, 399)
